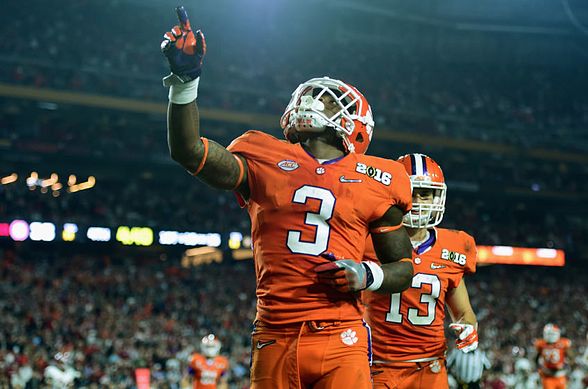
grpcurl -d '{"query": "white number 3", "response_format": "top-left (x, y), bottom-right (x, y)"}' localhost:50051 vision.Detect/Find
top-left (287, 185), bottom-right (335, 256)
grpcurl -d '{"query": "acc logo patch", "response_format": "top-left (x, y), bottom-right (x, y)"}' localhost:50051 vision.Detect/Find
top-left (355, 163), bottom-right (391, 186)
top-left (277, 160), bottom-right (299, 171)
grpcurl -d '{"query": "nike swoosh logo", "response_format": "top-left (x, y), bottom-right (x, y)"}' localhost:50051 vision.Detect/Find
top-left (430, 263), bottom-right (446, 269)
top-left (256, 339), bottom-right (276, 349)
top-left (339, 176), bottom-right (362, 183)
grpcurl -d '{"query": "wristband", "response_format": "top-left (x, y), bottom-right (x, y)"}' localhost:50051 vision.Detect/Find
top-left (168, 77), bottom-right (200, 104)
top-left (362, 261), bottom-right (384, 291)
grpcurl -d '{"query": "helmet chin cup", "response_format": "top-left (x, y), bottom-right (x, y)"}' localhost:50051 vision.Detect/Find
top-left (291, 110), bottom-right (330, 133)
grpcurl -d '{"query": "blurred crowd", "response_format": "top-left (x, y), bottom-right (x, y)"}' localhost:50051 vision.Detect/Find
top-left (2, 101), bottom-right (587, 195)
top-left (0, 248), bottom-right (255, 388)
top-left (0, 248), bottom-right (587, 388)
top-left (469, 265), bottom-right (588, 388)
top-left (1, 0), bottom-right (587, 151)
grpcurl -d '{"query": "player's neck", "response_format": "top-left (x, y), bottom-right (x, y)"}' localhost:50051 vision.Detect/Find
top-left (301, 138), bottom-right (345, 160)
top-left (407, 227), bottom-right (429, 244)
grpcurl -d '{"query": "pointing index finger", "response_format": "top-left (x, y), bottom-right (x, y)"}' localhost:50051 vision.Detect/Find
top-left (175, 6), bottom-right (192, 31)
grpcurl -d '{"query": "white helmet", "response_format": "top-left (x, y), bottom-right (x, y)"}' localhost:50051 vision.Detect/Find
top-left (543, 323), bottom-right (561, 343)
top-left (514, 358), bottom-right (532, 373)
top-left (280, 77), bottom-right (374, 154)
top-left (200, 334), bottom-right (221, 358)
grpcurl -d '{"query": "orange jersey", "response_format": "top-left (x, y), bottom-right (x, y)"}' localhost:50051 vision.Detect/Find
top-left (227, 131), bottom-right (412, 325)
top-left (363, 228), bottom-right (477, 361)
top-left (535, 338), bottom-right (571, 371)
top-left (189, 354), bottom-right (229, 389)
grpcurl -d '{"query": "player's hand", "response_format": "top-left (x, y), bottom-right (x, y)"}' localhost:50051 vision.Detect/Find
top-left (449, 323), bottom-right (479, 353)
top-left (315, 252), bottom-right (369, 293)
top-left (161, 6), bottom-right (207, 85)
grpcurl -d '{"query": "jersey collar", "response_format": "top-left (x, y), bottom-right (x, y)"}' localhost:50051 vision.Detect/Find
top-left (300, 145), bottom-right (347, 165)
top-left (414, 228), bottom-right (437, 255)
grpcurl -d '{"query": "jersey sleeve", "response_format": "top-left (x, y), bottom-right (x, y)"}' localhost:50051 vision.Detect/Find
top-left (221, 356), bottom-right (230, 375)
top-left (188, 355), bottom-right (198, 374)
top-left (227, 130), bottom-right (282, 203)
top-left (367, 159), bottom-right (413, 222)
top-left (363, 236), bottom-right (378, 263)
top-left (461, 231), bottom-right (477, 274)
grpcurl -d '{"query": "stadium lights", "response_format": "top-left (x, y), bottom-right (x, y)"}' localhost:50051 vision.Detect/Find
top-left (62, 223), bottom-right (78, 242)
top-left (116, 226), bottom-right (154, 246)
top-left (41, 173), bottom-right (59, 188)
top-left (0, 218), bottom-right (565, 267)
top-left (9, 220), bottom-right (29, 241)
top-left (68, 176), bottom-right (96, 193)
top-left (0, 223), bottom-right (9, 237)
top-left (232, 248), bottom-right (253, 261)
top-left (26, 172), bottom-right (39, 188)
top-left (228, 231), bottom-right (243, 249)
top-left (182, 246), bottom-right (223, 267)
top-left (0, 219), bottom-right (224, 247)
top-left (1, 173), bottom-right (18, 185)
top-left (159, 230), bottom-right (222, 247)
top-left (7, 172), bottom-right (96, 194)
top-left (87, 227), bottom-right (112, 242)
top-left (29, 222), bottom-right (56, 242)
top-left (477, 245), bottom-right (565, 266)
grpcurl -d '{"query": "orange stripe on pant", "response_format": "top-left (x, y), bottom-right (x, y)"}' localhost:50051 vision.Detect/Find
top-left (250, 319), bottom-right (372, 389)
top-left (371, 359), bottom-right (448, 389)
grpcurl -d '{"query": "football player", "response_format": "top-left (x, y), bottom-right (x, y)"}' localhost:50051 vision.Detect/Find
top-left (363, 153), bottom-right (479, 389)
top-left (43, 350), bottom-right (81, 388)
top-left (188, 334), bottom-right (229, 389)
top-left (534, 323), bottom-right (572, 389)
top-left (161, 6), bottom-right (414, 389)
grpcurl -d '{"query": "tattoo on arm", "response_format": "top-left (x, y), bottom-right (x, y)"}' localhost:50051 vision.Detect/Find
top-left (198, 141), bottom-right (249, 191)
top-left (167, 101), bottom-right (249, 192)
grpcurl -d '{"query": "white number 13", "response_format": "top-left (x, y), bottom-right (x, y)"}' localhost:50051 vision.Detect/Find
top-left (386, 273), bottom-right (441, 326)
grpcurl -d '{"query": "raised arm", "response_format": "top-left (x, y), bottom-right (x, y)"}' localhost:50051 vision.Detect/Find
top-left (162, 7), bottom-right (249, 193)
top-left (167, 102), bottom-right (248, 192)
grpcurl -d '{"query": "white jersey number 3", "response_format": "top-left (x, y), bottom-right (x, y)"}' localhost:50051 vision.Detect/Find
top-left (287, 186), bottom-right (335, 256)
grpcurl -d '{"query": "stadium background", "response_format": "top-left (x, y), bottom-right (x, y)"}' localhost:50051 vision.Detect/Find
top-left (1, 0), bottom-right (587, 387)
